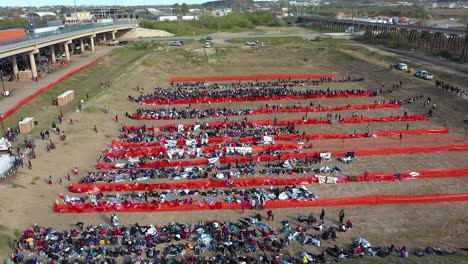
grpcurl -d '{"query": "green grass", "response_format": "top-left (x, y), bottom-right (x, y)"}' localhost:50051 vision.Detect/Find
top-left (140, 12), bottom-right (284, 36)
top-left (0, 233), bottom-right (12, 253)
top-left (1, 47), bottom-right (146, 132)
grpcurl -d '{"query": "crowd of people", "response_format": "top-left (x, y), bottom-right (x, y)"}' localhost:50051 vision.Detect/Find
top-left (435, 80), bottom-right (467, 97)
top-left (120, 123), bottom-right (300, 144)
top-left (9, 210), bottom-right (456, 264)
top-left (130, 83), bottom-right (372, 103)
top-left (63, 185), bottom-right (317, 205)
top-left (79, 156), bottom-right (330, 184)
top-left (130, 107), bottom-right (254, 120)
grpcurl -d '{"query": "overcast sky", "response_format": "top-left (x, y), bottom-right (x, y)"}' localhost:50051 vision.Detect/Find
top-left (0, 0), bottom-right (209, 7)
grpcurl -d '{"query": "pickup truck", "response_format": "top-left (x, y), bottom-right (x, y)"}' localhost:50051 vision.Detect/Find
top-left (414, 70), bottom-right (433, 80)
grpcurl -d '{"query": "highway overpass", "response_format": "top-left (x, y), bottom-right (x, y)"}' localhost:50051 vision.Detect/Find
top-left (0, 21), bottom-right (137, 79)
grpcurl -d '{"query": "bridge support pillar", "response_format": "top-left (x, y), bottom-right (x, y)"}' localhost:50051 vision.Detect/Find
top-left (80, 39), bottom-right (85, 52)
top-left (102, 33), bottom-right (107, 42)
top-left (111, 31), bottom-right (116, 40)
top-left (50, 45), bottom-right (56, 63)
top-left (10, 55), bottom-right (18, 78)
top-left (90, 36), bottom-right (95, 51)
top-left (28, 52), bottom-right (38, 79)
top-left (64, 42), bottom-right (71, 62)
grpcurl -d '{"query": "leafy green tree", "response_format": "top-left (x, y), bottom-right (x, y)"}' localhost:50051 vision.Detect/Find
top-left (181, 4), bottom-right (190, 15)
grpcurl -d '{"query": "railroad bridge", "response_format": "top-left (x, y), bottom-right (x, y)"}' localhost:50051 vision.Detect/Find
top-left (299, 15), bottom-right (468, 62)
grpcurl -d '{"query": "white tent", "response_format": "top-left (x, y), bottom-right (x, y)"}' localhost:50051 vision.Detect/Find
top-left (0, 137), bottom-right (11, 151)
top-left (0, 155), bottom-right (14, 178)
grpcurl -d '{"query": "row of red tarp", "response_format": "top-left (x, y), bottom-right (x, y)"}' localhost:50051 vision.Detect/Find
top-left (103, 142), bottom-right (312, 158)
top-left (54, 193), bottom-right (468, 213)
top-left (0, 58), bottom-right (101, 121)
top-left (113, 127), bottom-right (450, 149)
top-left (97, 144), bottom-right (468, 169)
top-left (125, 114), bottom-right (428, 132)
top-left (69, 167), bottom-right (468, 193)
top-left (132, 103), bottom-right (400, 120)
top-left (141, 92), bottom-right (373, 105)
top-left (168, 74), bottom-right (337, 82)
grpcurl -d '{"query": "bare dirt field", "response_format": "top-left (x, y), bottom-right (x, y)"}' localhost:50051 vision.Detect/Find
top-left (0, 38), bottom-right (467, 262)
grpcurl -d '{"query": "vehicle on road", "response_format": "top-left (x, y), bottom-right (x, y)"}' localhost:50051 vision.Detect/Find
top-left (414, 70), bottom-right (433, 80)
top-left (204, 42), bottom-right (213, 48)
top-left (205, 36), bottom-right (213, 41)
top-left (245, 41), bottom-right (259, 46)
top-left (118, 40), bottom-right (128, 46)
top-left (393, 63), bottom-right (408, 70)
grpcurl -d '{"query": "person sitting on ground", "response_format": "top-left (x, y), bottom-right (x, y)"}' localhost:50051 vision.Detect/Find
top-left (339, 223), bottom-right (346, 232)
top-left (316, 222), bottom-right (323, 231)
top-left (345, 219), bottom-right (353, 229)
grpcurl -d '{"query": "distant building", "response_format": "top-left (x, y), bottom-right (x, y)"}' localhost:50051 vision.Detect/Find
top-left (210, 8), bottom-right (232, 17)
top-left (21, 11), bottom-right (57, 20)
top-left (62, 11), bottom-right (94, 26)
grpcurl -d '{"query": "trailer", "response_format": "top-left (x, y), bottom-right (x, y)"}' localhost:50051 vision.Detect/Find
top-left (0, 28), bottom-right (27, 44)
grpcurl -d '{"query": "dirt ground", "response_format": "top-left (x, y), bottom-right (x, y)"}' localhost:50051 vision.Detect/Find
top-left (0, 38), bottom-right (467, 259)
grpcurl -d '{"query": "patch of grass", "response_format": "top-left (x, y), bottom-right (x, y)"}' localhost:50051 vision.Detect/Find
top-left (30, 181), bottom-right (36, 185)
top-left (1, 47), bottom-right (146, 132)
top-left (32, 176), bottom-right (39, 181)
top-left (0, 233), bottom-right (12, 252)
top-left (213, 48), bottom-right (228, 59)
top-left (0, 224), bottom-right (8, 232)
top-left (173, 49), bottom-right (208, 66)
top-left (140, 12), bottom-right (284, 36)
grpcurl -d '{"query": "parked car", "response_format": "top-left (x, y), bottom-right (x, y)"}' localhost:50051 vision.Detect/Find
top-left (107, 39), bottom-right (119, 46)
top-left (414, 70), bottom-right (433, 80)
top-left (118, 40), bottom-right (128, 46)
top-left (204, 42), bottom-right (213, 48)
top-left (74, 47), bottom-right (82, 55)
top-left (39, 56), bottom-right (49, 63)
top-left (393, 63), bottom-right (408, 70)
top-left (245, 41), bottom-right (259, 46)
top-left (170, 41), bottom-right (184, 46)
top-left (205, 36), bottom-right (213, 41)
top-left (55, 52), bottom-right (65, 59)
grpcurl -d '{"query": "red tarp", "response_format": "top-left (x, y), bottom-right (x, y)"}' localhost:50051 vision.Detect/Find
top-left (132, 103), bottom-right (400, 120)
top-left (113, 128), bottom-right (450, 149)
top-left (54, 193), bottom-right (468, 213)
top-left (168, 74), bottom-right (337, 82)
top-left (69, 167), bottom-right (468, 193)
top-left (97, 144), bottom-right (468, 169)
top-left (0, 58), bottom-right (101, 121)
top-left (142, 92), bottom-right (374, 105)
top-left (124, 114), bottom-right (428, 132)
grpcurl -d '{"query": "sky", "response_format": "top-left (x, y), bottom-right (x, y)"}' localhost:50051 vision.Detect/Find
top-left (0, 0), bottom-right (210, 7)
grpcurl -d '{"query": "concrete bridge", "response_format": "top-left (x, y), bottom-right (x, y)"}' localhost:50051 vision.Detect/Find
top-left (0, 21), bottom-right (137, 79)
top-left (299, 14), bottom-right (468, 62)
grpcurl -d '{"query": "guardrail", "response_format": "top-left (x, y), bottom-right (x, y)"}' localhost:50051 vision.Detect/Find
top-left (0, 21), bottom-right (137, 52)
top-left (299, 14), bottom-right (466, 35)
